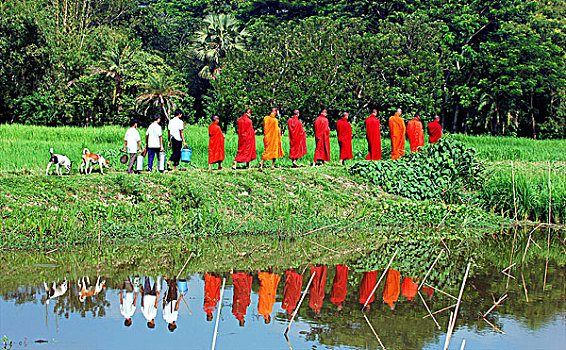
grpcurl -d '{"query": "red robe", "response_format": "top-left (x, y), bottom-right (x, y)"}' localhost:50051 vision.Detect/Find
top-left (314, 115), bottom-right (330, 162)
top-left (282, 269), bottom-right (303, 315)
top-left (234, 114), bottom-right (257, 163)
top-left (231, 272), bottom-right (252, 322)
top-left (208, 121), bottom-right (225, 164)
top-left (288, 116), bottom-right (307, 160)
top-left (359, 270), bottom-right (378, 305)
top-left (308, 265), bottom-right (327, 313)
top-left (203, 273), bottom-right (221, 317)
top-left (330, 264), bottom-right (349, 307)
top-left (365, 114), bottom-right (382, 160)
top-left (383, 269), bottom-right (401, 308)
top-left (401, 277), bottom-right (418, 301)
top-left (336, 117), bottom-right (353, 161)
top-left (407, 118), bottom-right (424, 153)
top-left (427, 120), bottom-right (442, 144)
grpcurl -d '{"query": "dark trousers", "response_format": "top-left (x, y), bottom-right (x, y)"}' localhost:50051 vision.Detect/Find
top-left (169, 139), bottom-right (182, 166)
top-left (165, 278), bottom-right (178, 302)
top-left (127, 153), bottom-right (137, 174)
top-left (144, 277), bottom-right (157, 295)
top-left (147, 148), bottom-right (160, 171)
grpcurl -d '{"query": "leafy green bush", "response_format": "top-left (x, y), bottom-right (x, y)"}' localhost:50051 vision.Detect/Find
top-left (349, 137), bottom-right (485, 203)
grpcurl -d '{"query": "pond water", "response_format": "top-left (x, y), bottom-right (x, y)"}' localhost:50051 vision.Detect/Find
top-left (1, 258), bottom-right (565, 349)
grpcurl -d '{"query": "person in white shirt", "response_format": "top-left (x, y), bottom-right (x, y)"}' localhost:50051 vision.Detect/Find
top-left (167, 109), bottom-right (188, 171)
top-left (163, 277), bottom-right (181, 332)
top-left (119, 278), bottom-right (138, 327)
top-left (141, 276), bottom-right (161, 329)
top-left (122, 119), bottom-right (142, 174)
top-left (144, 114), bottom-right (164, 172)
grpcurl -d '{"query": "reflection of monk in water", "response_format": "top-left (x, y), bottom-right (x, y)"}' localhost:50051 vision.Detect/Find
top-left (330, 265), bottom-right (349, 311)
top-left (258, 269), bottom-right (281, 324)
top-left (231, 271), bottom-right (252, 327)
top-left (282, 269), bottom-right (303, 318)
top-left (204, 273), bottom-right (221, 322)
top-left (401, 277), bottom-right (418, 302)
top-left (309, 265), bottom-right (327, 317)
top-left (359, 270), bottom-right (377, 310)
top-left (383, 269), bottom-right (401, 310)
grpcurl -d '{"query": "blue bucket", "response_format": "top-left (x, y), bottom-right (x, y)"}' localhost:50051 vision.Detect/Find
top-left (181, 147), bottom-right (192, 163)
top-left (177, 279), bottom-right (188, 294)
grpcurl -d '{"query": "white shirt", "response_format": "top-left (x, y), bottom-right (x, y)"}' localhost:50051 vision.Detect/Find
top-left (146, 122), bottom-right (163, 149)
top-left (168, 117), bottom-right (184, 141)
top-left (163, 300), bottom-right (179, 324)
top-left (142, 295), bottom-right (158, 321)
top-left (124, 128), bottom-right (141, 154)
top-left (120, 292), bottom-right (136, 319)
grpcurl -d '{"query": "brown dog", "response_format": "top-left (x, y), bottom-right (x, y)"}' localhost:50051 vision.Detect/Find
top-left (81, 148), bottom-right (109, 174)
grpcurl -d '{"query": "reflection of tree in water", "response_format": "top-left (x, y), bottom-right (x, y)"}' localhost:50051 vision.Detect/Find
top-left (4, 286), bottom-right (39, 305)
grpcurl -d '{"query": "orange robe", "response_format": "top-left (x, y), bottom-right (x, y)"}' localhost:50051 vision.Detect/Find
top-left (389, 113), bottom-right (406, 160)
top-left (208, 120), bottom-right (225, 164)
top-left (359, 270), bottom-right (377, 305)
top-left (258, 271), bottom-right (281, 320)
top-left (231, 272), bottom-right (252, 322)
top-left (365, 113), bottom-right (382, 160)
top-left (401, 277), bottom-right (418, 301)
top-left (282, 269), bottom-right (303, 315)
top-left (309, 265), bottom-right (327, 313)
top-left (383, 269), bottom-right (401, 308)
top-left (314, 114), bottom-right (330, 162)
top-left (330, 264), bottom-right (349, 307)
top-left (288, 116), bottom-right (307, 160)
top-left (261, 113), bottom-right (284, 160)
top-left (203, 273), bottom-right (221, 317)
top-left (427, 120), bottom-right (442, 144)
top-left (407, 117), bottom-right (424, 153)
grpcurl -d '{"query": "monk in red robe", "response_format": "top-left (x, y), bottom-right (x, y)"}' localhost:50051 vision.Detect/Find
top-left (365, 109), bottom-right (382, 160)
top-left (232, 109), bottom-right (256, 169)
top-left (288, 110), bottom-right (307, 168)
top-left (359, 270), bottom-right (377, 310)
top-left (330, 264), bottom-right (349, 311)
top-left (258, 270), bottom-right (281, 324)
top-left (281, 268), bottom-right (303, 317)
top-left (312, 109), bottom-right (330, 166)
top-left (208, 116), bottom-right (225, 170)
top-left (389, 108), bottom-right (406, 160)
top-left (260, 108), bottom-right (285, 168)
top-left (422, 286), bottom-right (434, 300)
top-left (407, 113), bottom-right (424, 153)
top-left (427, 115), bottom-right (442, 144)
top-left (336, 112), bottom-right (353, 165)
top-left (401, 277), bottom-right (418, 302)
top-left (309, 264), bottom-right (327, 316)
top-left (203, 273), bottom-right (221, 321)
top-left (383, 269), bottom-right (401, 310)
top-left (231, 271), bottom-right (252, 327)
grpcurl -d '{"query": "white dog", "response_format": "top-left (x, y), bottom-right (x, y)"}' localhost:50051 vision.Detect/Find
top-left (46, 148), bottom-right (72, 175)
top-left (81, 148), bottom-right (109, 174)
top-left (43, 279), bottom-right (68, 304)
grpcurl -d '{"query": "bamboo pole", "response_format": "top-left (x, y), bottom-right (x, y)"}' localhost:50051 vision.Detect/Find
top-left (211, 278), bottom-right (226, 350)
top-left (285, 271), bottom-right (316, 335)
top-left (419, 250), bottom-right (444, 290)
top-left (543, 161), bottom-right (551, 289)
top-left (522, 223), bottom-right (544, 264)
top-left (418, 291), bottom-right (441, 330)
top-left (362, 250), bottom-right (398, 311)
top-left (460, 339), bottom-right (466, 350)
top-left (483, 317), bottom-right (505, 334)
top-left (443, 262), bottom-right (472, 350)
top-left (520, 270), bottom-right (529, 302)
top-left (176, 252), bottom-right (194, 280)
top-left (423, 303), bottom-right (456, 319)
top-left (363, 313), bottom-right (386, 349)
top-left (506, 226), bottom-right (518, 289)
top-left (481, 294), bottom-right (508, 318)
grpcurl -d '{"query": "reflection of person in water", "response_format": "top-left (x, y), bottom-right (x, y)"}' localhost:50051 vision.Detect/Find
top-left (282, 268), bottom-right (303, 318)
top-left (141, 276), bottom-right (161, 329)
top-left (401, 277), bottom-right (418, 302)
top-left (258, 268), bottom-right (281, 324)
top-left (119, 277), bottom-right (138, 327)
top-left (359, 270), bottom-right (377, 310)
top-left (163, 277), bottom-right (181, 332)
top-left (383, 269), bottom-right (401, 310)
top-left (44, 279), bottom-right (68, 304)
top-left (204, 273), bottom-right (221, 322)
top-left (78, 276), bottom-right (105, 303)
top-left (330, 264), bottom-right (349, 311)
top-left (231, 271), bottom-right (252, 327)
top-left (308, 264), bottom-right (327, 317)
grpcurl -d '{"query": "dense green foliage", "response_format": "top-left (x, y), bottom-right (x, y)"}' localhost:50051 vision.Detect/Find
top-left (1, 0), bottom-right (566, 138)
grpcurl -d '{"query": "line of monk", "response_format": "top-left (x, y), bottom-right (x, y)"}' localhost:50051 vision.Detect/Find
top-left (207, 107), bottom-right (443, 170)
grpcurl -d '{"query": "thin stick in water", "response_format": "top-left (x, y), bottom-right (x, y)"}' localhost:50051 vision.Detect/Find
top-left (419, 249), bottom-right (444, 290)
top-left (363, 313), bottom-right (386, 349)
top-left (285, 271), bottom-right (316, 335)
top-left (176, 252), bottom-right (195, 280)
top-left (211, 278), bottom-right (226, 350)
top-left (443, 262), bottom-right (472, 350)
top-left (543, 161), bottom-right (552, 289)
top-left (483, 317), bottom-right (505, 335)
top-left (481, 294), bottom-right (508, 318)
top-left (418, 291), bottom-right (441, 330)
top-left (362, 250), bottom-right (398, 311)
top-left (520, 270), bottom-right (529, 302)
top-left (424, 282), bottom-right (458, 300)
top-left (460, 339), bottom-right (467, 350)
top-left (423, 303), bottom-right (457, 319)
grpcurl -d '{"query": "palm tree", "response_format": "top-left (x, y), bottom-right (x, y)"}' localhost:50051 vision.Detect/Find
top-left (191, 14), bottom-right (250, 79)
top-left (92, 45), bottom-right (137, 105)
top-left (135, 73), bottom-right (187, 121)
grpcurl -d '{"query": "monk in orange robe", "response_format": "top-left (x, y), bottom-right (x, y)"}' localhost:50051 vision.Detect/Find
top-left (232, 109), bottom-right (256, 169)
top-left (288, 110), bottom-right (307, 168)
top-left (208, 116), bottom-right (225, 170)
top-left (365, 109), bottom-right (382, 160)
top-left (259, 108), bottom-right (285, 168)
top-left (330, 264), bottom-right (349, 311)
top-left (389, 108), bottom-right (406, 160)
top-left (203, 273), bottom-right (221, 321)
top-left (281, 268), bottom-right (303, 317)
top-left (383, 269), bottom-right (401, 310)
top-left (407, 113), bottom-right (424, 153)
top-left (336, 112), bottom-right (353, 165)
top-left (231, 271), bottom-right (252, 327)
top-left (309, 265), bottom-right (327, 316)
top-left (401, 277), bottom-right (418, 302)
top-left (312, 109), bottom-right (330, 166)
top-left (258, 270), bottom-right (281, 324)
top-left (359, 270), bottom-right (377, 310)
top-left (427, 115), bottom-right (442, 144)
